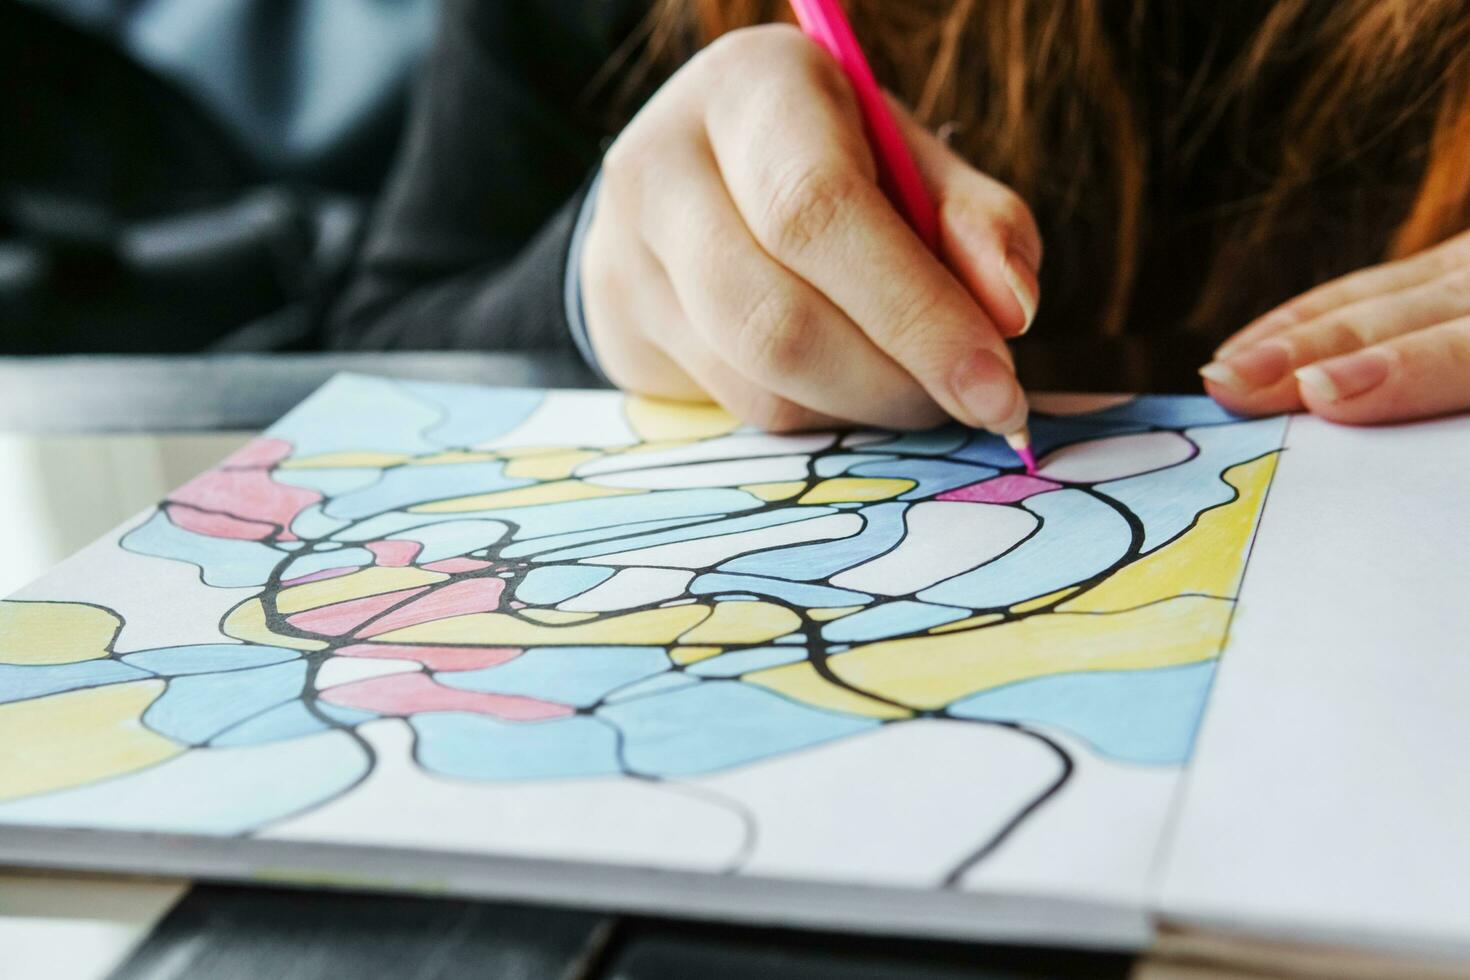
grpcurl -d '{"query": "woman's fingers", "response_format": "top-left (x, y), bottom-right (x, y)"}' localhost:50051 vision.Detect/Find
top-left (893, 98), bottom-right (1043, 339)
top-left (1294, 315), bottom-right (1470, 424)
top-left (630, 138), bottom-right (945, 429)
top-left (703, 27), bottom-right (1027, 434)
top-left (1201, 265), bottom-right (1470, 415)
top-left (1216, 229), bottom-right (1470, 359)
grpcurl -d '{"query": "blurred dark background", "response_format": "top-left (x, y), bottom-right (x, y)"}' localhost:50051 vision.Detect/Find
top-left (0, 0), bottom-right (435, 354)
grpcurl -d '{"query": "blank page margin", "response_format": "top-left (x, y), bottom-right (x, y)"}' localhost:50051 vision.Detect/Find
top-left (1154, 412), bottom-right (1470, 958)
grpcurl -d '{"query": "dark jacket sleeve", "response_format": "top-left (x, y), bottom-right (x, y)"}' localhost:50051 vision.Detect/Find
top-left (327, 0), bottom-right (644, 350)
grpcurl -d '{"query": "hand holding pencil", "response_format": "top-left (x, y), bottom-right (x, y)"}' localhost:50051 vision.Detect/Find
top-left (579, 18), bottom-right (1041, 460)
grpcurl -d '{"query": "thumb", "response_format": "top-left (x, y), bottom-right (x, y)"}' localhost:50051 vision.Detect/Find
top-left (890, 99), bottom-right (1043, 339)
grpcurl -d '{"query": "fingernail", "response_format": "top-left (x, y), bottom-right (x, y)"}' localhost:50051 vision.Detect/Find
top-left (1003, 254), bottom-right (1038, 335)
top-left (1199, 341), bottom-right (1292, 393)
top-left (952, 349), bottom-right (1022, 429)
top-left (1294, 349), bottom-right (1391, 402)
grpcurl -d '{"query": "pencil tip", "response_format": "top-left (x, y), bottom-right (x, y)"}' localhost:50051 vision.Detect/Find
top-left (1004, 428), bottom-right (1038, 476)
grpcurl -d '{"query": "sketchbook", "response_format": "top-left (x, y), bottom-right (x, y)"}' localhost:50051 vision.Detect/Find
top-left (0, 375), bottom-right (1464, 957)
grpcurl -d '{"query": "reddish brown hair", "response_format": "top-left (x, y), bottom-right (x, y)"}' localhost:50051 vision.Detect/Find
top-left (639, 1), bottom-right (1470, 338)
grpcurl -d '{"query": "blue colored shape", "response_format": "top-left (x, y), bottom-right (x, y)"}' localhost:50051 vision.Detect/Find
top-left (821, 600), bottom-right (968, 642)
top-left (918, 489), bottom-right (1131, 609)
top-left (500, 515), bottom-right (732, 559)
top-left (326, 460), bottom-right (529, 520)
top-left (123, 511), bottom-right (285, 588)
top-left (440, 647), bottom-right (669, 708)
top-left (0, 730), bottom-right (368, 835)
top-left (515, 565), bottom-right (615, 605)
top-left (0, 660), bottom-right (149, 705)
top-left (690, 573), bottom-right (870, 608)
top-left (861, 427), bottom-right (969, 456)
top-left (291, 504), bottom-right (351, 540)
top-left (211, 700), bottom-right (327, 747)
top-left (281, 547), bottom-right (374, 581)
top-left (269, 374), bottom-right (441, 457)
top-left (687, 647), bottom-right (807, 678)
top-left (849, 459), bottom-right (997, 499)
top-left (143, 661), bottom-right (306, 745)
top-left (1084, 394), bottom-right (1245, 429)
top-left (121, 644), bottom-right (299, 675)
top-left (720, 502), bottom-right (908, 581)
top-left (533, 506), bottom-right (836, 562)
top-left (412, 713), bottom-right (620, 780)
top-left (391, 520), bottom-right (508, 564)
top-left (602, 671), bottom-right (700, 704)
top-left (814, 453), bottom-right (896, 477)
top-left (599, 682), bottom-right (876, 777)
top-left (1099, 418), bottom-right (1287, 551)
top-left (772, 634), bottom-right (805, 644)
top-left (492, 488), bottom-right (764, 543)
top-left (399, 380), bottom-right (545, 448)
top-left (950, 661), bottom-right (1218, 765)
top-left (273, 467), bottom-right (384, 497)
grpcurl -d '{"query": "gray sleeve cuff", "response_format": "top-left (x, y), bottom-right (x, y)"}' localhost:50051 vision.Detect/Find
top-left (563, 169), bottom-right (608, 382)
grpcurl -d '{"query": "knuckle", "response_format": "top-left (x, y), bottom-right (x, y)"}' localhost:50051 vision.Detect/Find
top-left (757, 162), bottom-right (856, 259)
top-left (882, 285), bottom-right (952, 363)
top-left (731, 284), bottom-right (816, 378)
top-left (1438, 263), bottom-right (1470, 300)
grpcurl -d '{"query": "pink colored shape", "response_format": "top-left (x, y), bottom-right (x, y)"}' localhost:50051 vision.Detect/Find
top-left (281, 565), bottom-right (362, 587)
top-left (423, 557), bottom-right (492, 574)
top-left (320, 672), bottom-right (570, 721)
top-left (286, 587), bottom-right (429, 636)
top-left (509, 600), bottom-right (526, 610)
top-left (938, 474), bottom-right (1062, 505)
top-left (366, 539), bottom-right (422, 567)
top-left (338, 643), bottom-right (521, 672)
top-left (170, 467), bottom-right (320, 534)
top-left (219, 437), bottom-right (293, 469)
top-left (356, 579), bottom-right (505, 638)
top-left (165, 503), bottom-right (276, 542)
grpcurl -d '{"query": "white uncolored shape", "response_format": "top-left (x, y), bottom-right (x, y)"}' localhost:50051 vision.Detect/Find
top-left (0, 873), bottom-right (187, 980)
top-left (690, 719), bottom-right (1062, 886)
top-left (584, 456), bottom-right (810, 490)
top-left (1156, 413), bottom-right (1470, 960)
top-left (558, 568), bottom-right (694, 613)
top-left (1038, 430), bottom-right (1194, 483)
top-left (958, 730), bottom-right (1180, 909)
top-left (840, 431), bottom-right (890, 448)
top-left (831, 502), bottom-right (1035, 596)
top-left (315, 656), bottom-right (421, 690)
top-left (265, 719), bottom-right (746, 872)
top-left (1028, 393), bottom-right (1135, 416)
top-left (575, 432), bottom-right (834, 477)
top-left (478, 390), bottom-right (637, 450)
top-left (10, 511), bottom-right (258, 654)
top-left (588, 513), bottom-right (862, 569)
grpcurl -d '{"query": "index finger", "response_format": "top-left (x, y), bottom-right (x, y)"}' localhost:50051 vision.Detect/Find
top-left (703, 40), bottom-right (1028, 435)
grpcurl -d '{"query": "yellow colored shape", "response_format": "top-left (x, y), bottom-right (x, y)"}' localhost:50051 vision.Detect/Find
top-left (519, 609), bottom-right (597, 624)
top-left (741, 481), bottom-right (808, 502)
top-left (746, 662), bottom-right (911, 720)
top-left (834, 595), bottom-right (1232, 709)
top-left (798, 477), bottom-right (915, 505)
top-left (0, 681), bottom-right (181, 802)
top-left (223, 599), bottom-right (328, 651)
top-left (625, 397), bottom-right (739, 442)
top-left (279, 452), bottom-right (409, 470)
top-left (0, 601), bottom-right (119, 665)
top-left (504, 450), bottom-right (599, 480)
top-left (928, 613), bottom-right (1005, 634)
top-left (374, 605), bottom-right (710, 646)
top-left (806, 605), bottom-right (866, 622)
top-left (678, 601), bottom-right (802, 645)
top-left (671, 645), bottom-right (723, 665)
top-left (1061, 454), bottom-right (1279, 613)
top-left (412, 451), bottom-right (500, 466)
top-left (411, 480), bottom-right (639, 513)
top-left (276, 567), bottom-right (447, 614)
top-left (1011, 587), bottom-right (1080, 614)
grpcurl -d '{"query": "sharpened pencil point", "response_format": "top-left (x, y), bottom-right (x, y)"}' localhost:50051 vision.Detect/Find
top-left (1005, 429), bottom-right (1038, 476)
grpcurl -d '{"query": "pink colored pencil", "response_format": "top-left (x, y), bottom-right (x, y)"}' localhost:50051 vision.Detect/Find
top-left (787, 0), bottom-right (1037, 473)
